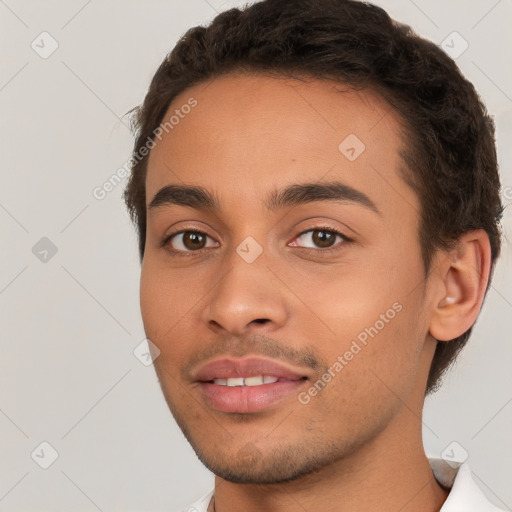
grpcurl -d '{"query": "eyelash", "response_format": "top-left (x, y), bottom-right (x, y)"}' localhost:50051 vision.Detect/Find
top-left (160, 225), bottom-right (352, 257)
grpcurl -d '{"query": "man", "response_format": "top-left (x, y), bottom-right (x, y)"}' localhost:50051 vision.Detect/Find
top-left (123, 0), bottom-right (505, 510)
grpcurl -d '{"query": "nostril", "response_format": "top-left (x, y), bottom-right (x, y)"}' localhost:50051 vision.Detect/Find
top-left (252, 318), bottom-right (268, 324)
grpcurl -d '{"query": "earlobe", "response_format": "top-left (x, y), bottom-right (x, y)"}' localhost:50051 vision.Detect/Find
top-left (429, 230), bottom-right (492, 342)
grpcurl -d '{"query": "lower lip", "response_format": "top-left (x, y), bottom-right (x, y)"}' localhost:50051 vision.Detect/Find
top-left (197, 380), bottom-right (307, 413)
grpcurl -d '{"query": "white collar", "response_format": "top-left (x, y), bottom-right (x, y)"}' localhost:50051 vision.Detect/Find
top-left (429, 457), bottom-right (505, 511)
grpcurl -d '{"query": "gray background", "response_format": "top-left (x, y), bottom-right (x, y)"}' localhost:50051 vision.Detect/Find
top-left (1, 0), bottom-right (511, 511)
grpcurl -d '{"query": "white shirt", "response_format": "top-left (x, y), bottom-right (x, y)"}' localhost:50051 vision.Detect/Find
top-left (177, 458), bottom-right (505, 511)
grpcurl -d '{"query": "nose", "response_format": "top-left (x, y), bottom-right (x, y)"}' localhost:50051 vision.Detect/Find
top-left (200, 253), bottom-right (288, 336)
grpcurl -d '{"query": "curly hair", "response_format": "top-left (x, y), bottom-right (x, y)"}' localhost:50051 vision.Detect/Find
top-left (123, 0), bottom-right (503, 394)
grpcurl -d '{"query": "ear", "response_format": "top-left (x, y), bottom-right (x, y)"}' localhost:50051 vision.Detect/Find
top-left (429, 230), bottom-right (492, 342)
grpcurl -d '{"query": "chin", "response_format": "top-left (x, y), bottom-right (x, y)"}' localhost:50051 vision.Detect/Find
top-left (191, 439), bottom-right (345, 485)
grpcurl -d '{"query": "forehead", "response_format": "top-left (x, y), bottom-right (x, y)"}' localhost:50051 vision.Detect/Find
top-left (145, 72), bottom-right (417, 217)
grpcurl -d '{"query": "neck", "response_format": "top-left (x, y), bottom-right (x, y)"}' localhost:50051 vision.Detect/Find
top-left (210, 412), bottom-right (449, 512)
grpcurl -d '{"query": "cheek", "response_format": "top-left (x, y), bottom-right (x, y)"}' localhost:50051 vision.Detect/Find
top-left (140, 256), bottom-right (214, 371)
top-left (140, 261), bottom-right (165, 336)
top-left (293, 246), bottom-right (427, 394)
top-left (283, 258), bottom-right (410, 343)
top-left (140, 258), bottom-right (187, 346)
top-left (312, 302), bottom-right (426, 431)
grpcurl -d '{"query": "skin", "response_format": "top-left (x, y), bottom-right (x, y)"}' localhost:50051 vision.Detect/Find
top-left (140, 73), bottom-right (491, 512)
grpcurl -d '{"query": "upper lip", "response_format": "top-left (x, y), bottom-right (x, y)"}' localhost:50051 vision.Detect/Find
top-left (192, 356), bottom-right (310, 382)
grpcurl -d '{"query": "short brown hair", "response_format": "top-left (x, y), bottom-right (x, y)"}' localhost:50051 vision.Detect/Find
top-left (123, 0), bottom-right (503, 394)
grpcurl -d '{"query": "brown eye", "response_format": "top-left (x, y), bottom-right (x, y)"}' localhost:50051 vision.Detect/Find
top-left (181, 232), bottom-right (206, 250)
top-left (164, 230), bottom-right (214, 252)
top-left (293, 228), bottom-right (345, 250)
top-left (311, 230), bottom-right (337, 248)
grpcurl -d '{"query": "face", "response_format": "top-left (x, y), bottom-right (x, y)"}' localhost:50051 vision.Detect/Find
top-left (140, 73), bottom-right (438, 484)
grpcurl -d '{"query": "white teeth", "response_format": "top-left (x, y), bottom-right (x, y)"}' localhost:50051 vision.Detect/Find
top-left (212, 375), bottom-right (280, 387)
top-left (244, 376), bottom-right (264, 386)
top-left (227, 377), bottom-right (244, 387)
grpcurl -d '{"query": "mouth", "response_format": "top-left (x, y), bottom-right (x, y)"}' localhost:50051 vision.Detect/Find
top-left (209, 375), bottom-right (302, 386)
top-left (192, 357), bottom-right (310, 413)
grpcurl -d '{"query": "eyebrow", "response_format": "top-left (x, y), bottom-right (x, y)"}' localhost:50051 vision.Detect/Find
top-left (148, 181), bottom-right (381, 215)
